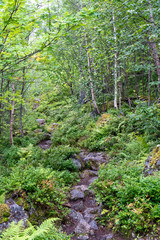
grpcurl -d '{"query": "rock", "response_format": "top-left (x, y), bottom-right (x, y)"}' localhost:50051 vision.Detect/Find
top-left (72, 200), bottom-right (85, 211)
top-left (0, 199), bottom-right (28, 231)
top-left (74, 185), bottom-right (88, 192)
top-left (88, 177), bottom-right (98, 184)
top-left (36, 119), bottom-right (45, 126)
top-left (47, 123), bottom-right (58, 133)
top-left (80, 170), bottom-right (98, 179)
top-left (70, 189), bottom-right (84, 200)
top-left (34, 128), bottom-right (43, 133)
top-left (74, 219), bottom-right (91, 234)
top-left (72, 158), bottom-right (82, 170)
top-left (105, 233), bottom-right (114, 239)
top-left (69, 209), bottom-right (83, 221)
top-left (84, 208), bottom-right (99, 222)
top-left (38, 140), bottom-right (52, 150)
top-left (79, 151), bottom-right (109, 170)
top-left (144, 145), bottom-right (160, 175)
top-left (89, 220), bottom-right (98, 230)
top-left (132, 232), bottom-right (136, 238)
top-left (77, 235), bottom-right (89, 240)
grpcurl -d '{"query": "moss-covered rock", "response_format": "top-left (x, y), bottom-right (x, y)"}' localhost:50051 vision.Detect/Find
top-left (96, 113), bottom-right (111, 127)
top-left (144, 145), bottom-right (160, 175)
top-left (0, 204), bottom-right (10, 218)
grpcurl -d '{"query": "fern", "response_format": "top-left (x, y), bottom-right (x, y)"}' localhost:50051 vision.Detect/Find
top-left (0, 218), bottom-right (70, 240)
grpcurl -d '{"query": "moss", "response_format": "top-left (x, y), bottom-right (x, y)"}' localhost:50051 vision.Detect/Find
top-left (150, 145), bottom-right (160, 168)
top-left (0, 204), bottom-right (10, 219)
top-left (96, 113), bottom-right (111, 126)
top-left (2, 217), bottom-right (9, 222)
top-left (15, 197), bottom-right (24, 206)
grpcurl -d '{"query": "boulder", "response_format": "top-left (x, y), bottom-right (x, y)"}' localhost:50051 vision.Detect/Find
top-left (79, 151), bottom-right (109, 170)
top-left (80, 170), bottom-right (98, 179)
top-left (70, 189), bottom-right (84, 200)
top-left (84, 207), bottom-right (99, 223)
top-left (74, 185), bottom-right (88, 193)
top-left (74, 219), bottom-right (91, 234)
top-left (144, 145), bottom-right (160, 175)
top-left (77, 235), bottom-right (89, 240)
top-left (69, 209), bottom-right (83, 221)
top-left (72, 158), bottom-right (82, 170)
top-left (89, 220), bottom-right (98, 230)
top-left (36, 119), bottom-right (45, 126)
top-left (72, 201), bottom-right (85, 211)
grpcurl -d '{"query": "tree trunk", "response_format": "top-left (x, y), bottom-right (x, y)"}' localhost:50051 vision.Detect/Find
top-left (19, 68), bottom-right (25, 136)
top-left (0, 73), bottom-right (4, 134)
top-left (10, 82), bottom-right (15, 145)
top-left (148, 63), bottom-right (151, 106)
top-left (85, 35), bottom-right (100, 115)
top-left (112, 10), bottom-right (118, 109)
top-left (148, 0), bottom-right (160, 92)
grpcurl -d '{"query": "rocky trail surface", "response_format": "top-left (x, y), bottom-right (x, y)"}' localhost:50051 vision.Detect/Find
top-left (61, 151), bottom-right (129, 240)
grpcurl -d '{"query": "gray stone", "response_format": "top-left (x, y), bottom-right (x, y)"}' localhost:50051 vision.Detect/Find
top-left (84, 208), bottom-right (99, 223)
top-left (105, 233), bottom-right (114, 239)
top-left (70, 189), bottom-right (84, 200)
top-left (80, 170), bottom-right (98, 179)
top-left (77, 235), bottom-right (89, 240)
top-left (84, 207), bottom-right (99, 215)
top-left (74, 185), bottom-right (89, 192)
top-left (69, 209), bottom-right (83, 221)
top-left (79, 151), bottom-right (109, 171)
top-left (74, 219), bottom-right (91, 234)
top-left (72, 159), bottom-right (82, 170)
top-left (72, 200), bottom-right (85, 211)
top-left (144, 145), bottom-right (160, 175)
top-left (36, 119), bottom-right (45, 126)
top-left (88, 177), bottom-right (98, 184)
top-left (89, 220), bottom-right (98, 230)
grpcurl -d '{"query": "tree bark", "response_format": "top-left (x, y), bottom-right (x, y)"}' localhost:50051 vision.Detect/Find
top-left (10, 82), bottom-right (15, 145)
top-left (148, 0), bottom-right (160, 92)
top-left (0, 73), bottom-right (4, 134)
top-left (112, 10), bottom-right (118, 109)
top-left (85, 35), bottom-right (100, 115)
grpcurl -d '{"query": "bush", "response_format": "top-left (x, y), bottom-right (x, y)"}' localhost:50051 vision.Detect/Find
top-left (91, 159), bottom-right (160, 235)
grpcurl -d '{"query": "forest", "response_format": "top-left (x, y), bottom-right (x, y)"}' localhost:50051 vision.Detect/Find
top-left (0, 0), bottom-right (160, 239)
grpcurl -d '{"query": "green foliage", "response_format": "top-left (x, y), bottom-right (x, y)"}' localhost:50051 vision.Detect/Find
top-left (126, 104), bottom-right (160, 140)
top-left (91, 159), bottom-right (160, 235)
top-left (0, 161), bottom-right (69, 219)
top-left (42, 145), bottom-right (80, 172)
top-left (0, 218), bottom-right (70, 240)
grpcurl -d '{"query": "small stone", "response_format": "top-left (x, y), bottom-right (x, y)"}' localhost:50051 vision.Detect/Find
top-left (89, 220), bottom-right (98, 230)
top-left (70, 189), bottom-right (84, 200)
top-left (72, 201), bottom-right (85, 211)
top-left (74, 219), bottom-right (91, 234)
top-left (36, 119), bottom-right (45, 126)
top-left (105, 233), bottom-right (114, 239)
top-left (77, 235), bottom-right (89, 240)
top-left (84, 208), bottom-right (99, 222)
top-left (132, 232), bottom-right (136, 238)
top-left (88, 177), bottom-right (98, 184)
top-left (80, 170), bottom-right (98, 179)
top-left (69, 209), bottom-right (83, 221)
top-left (72, 159), bottom-right (82, 170)
top-left (74, 185), bottom-right (89, 192)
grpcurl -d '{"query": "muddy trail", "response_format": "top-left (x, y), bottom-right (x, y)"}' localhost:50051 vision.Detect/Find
top-left (39, 139), bottom-right (129, 240)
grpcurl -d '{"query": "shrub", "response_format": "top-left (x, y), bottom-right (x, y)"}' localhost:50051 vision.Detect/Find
top-left (91, 160), bottom-right (160, 235)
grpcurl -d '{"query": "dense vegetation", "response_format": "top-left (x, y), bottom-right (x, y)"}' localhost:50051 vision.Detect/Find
top-left (0, 0), bottom-right (160, 239)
